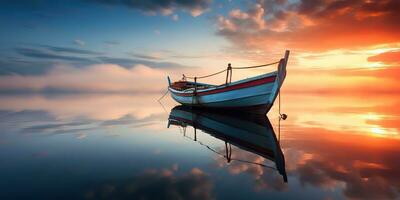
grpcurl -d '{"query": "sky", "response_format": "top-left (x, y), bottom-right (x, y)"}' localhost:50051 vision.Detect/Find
top-left (1, 2), bottom-right (400, 197)
top-left (0, 0), bottom-right (399, 93)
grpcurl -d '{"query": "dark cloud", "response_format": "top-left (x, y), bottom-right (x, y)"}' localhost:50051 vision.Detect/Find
top-left (2, 45), bottom-right (188, 75)
top-left (130, 53), bottom-right (163, 60)
top-left (97, 56), bottom-right (189, 68)
top-left (129, 50), bottom-right (207, 60)
top-left (216, 0), bottom-right (400, 51)
top-left (285, 127), bottom-right (400, 199)
top-left (21, 121), bottom-right (93, 134)
top-left (15, 47), bottom-right (95, 62)
top-left (0, 110), bottom-right (54, 125)
top-left (215, 146), bottom-right (287, 191)
top-left (40, 45), bottom-right (102, 55)
top-left (23, 121), bottom-right (89, 132)
top-left (87, 0), bottom-right (212, 16)
top-left (0, 109), bottom-right (97, 135)
top-left (83, 168), bottom-right (214, 200)
top-left (1, 41), bottom-right (193, 76)
top-left (296, 157), bottom-right (398, 199)
top-left (1, 45), bottom-right (103, 75)
top-left (104, 40), bottom-right (120, 45)
top-left (0, 58), bottom-right (56, 75)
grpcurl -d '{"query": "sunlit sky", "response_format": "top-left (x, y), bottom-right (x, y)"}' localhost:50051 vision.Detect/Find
top-left (0, 0), bottom-right (399, 93)
top-left (2, 3), bottom-right (400, 199)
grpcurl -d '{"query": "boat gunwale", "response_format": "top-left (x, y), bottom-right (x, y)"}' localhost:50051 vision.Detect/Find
top-left (169, 71), bottom-right (278, 96)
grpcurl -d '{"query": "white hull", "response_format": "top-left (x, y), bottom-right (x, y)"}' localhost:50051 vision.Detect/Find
top-left (168, 50), bottom-right (289, 114)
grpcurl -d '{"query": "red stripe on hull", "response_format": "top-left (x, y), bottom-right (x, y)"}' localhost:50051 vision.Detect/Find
top-left (171, 76), bottom-right (276, 97)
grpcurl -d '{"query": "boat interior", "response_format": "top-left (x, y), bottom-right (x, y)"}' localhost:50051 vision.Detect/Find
top-left (170, 81), bottom-right (215, 91)
top-left (170, 70), bottom-right (278, 92)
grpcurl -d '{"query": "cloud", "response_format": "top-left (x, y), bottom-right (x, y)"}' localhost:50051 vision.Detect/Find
top-left (283, 127), bottom-right (400, 199)
top-left (0, 110), bottom-right (55, 131)
top-left (215, 146), bottom-right (287, 191)
top-left (104, 40), bottom-right (120, 45)
top-left (12, 45), bottom-right (105, 69)
top-left (0, 64), bottom-right (167, 93)
top-left (88, 0), bottom-right (211, 17)
top-left (0, 93), bottom-right (171, 126)
top-left (16, 47), bottom-right (94, 62)
top-left (101, 113), bottom-right (165, 126)
top-left (129, 50), bottom-right (208, 60)
top-left (0, 108), bottom-right (100, 136)
top-left (216, 0), bottom-right (400, 52)
top-left (367, 50), bottom-right (400, 65)
top-left (97, 56), bottom-right (189, 69)
top-left (21, 121), bottom-right (94, 135)
top-left (278, 65), bottom-right (400, 94)
top-left (0, 58), bottom-right (56, 75)
top-left (41, 45), bottom-right (102, 55)
top-left (332, 66), bottom-right (400, 81)
top-left (3, 45), bottom-right (188, 75)
top-left (172, 14), bottom-right (179, 21)
top-left (23, 121), bottom-right (89, 132)
top-left (130, 52), bottom-right (164, 60)
top-left (73, 39), bottom-right (85, 46)
top-left (217, 4), bottom-right (266, 33)
top-left (83, 167), bottom-right (214, 200)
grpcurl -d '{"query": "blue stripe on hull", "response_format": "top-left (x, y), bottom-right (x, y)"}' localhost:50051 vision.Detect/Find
top-left (171, 82), bottom-right (274, 107)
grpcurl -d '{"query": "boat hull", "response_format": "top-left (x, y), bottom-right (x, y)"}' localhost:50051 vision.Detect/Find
top-left (169, 74), bottom-right (277, 114)
top-left (168, 50), bottom-right (289, 115)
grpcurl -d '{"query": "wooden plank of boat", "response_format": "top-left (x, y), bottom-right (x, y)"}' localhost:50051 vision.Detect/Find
top-left (167, 50), bottom-right (290, 115)
top-left (168, 105), bottom-right (287, 182)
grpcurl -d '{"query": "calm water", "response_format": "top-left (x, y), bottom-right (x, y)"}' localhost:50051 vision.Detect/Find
top-left (0, 92), bottom-right (399, 200)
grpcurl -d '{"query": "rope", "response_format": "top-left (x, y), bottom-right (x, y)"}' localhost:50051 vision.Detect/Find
top-left (184, 68), bottom-right (227, 79)
top-left (183, 60), bottom-right (279, 80)
top-left (232, 61), bottom-right (280, 69)
top-left (278, 83), bottom-right (287, 121)
top-left (157, 87), bottom-right (169, 101)
top-left (279, 85), bottom-right (281, 116)
top-left (183, 134), bottom-right (275, 169)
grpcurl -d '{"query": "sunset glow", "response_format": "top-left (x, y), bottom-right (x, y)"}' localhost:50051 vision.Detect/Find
top-left (1, 1), bottom-right (400, 200)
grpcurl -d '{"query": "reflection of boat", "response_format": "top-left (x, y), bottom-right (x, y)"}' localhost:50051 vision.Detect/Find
top-left (167, 51), bottom-right (289, 115)
top-left (168, 106), bottom-right (287, 182)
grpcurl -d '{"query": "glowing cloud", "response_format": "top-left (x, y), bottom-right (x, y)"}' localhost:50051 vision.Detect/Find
top-left (0, 64), bottom-right (166, 93)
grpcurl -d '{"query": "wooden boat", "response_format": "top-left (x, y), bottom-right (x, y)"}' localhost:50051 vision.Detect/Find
top-left (167, 50), bottom-right (289, 115)
top-left (168, 106), bottom-right (287, 182)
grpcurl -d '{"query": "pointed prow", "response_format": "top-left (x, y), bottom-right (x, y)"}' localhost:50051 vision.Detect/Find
top-left (167, 76), bottom-right (171, 87)
top-left (279, 50), bottom-right (290, 85)
top-left (284, 50), bottom-right (290, 68)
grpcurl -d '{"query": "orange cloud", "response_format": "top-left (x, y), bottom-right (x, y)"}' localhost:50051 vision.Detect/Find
top-left (217, 0), bottom-right (400, 52)
top-left (368, 50), bottom-right (400, 65)
top-left (283, 127), bottom-right (400, 199)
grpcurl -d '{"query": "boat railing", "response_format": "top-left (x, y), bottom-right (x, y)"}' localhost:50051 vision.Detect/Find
top-left (181, 50), bottom-right (289, 89)
top-left (183, 60), bottom-right (281, 83)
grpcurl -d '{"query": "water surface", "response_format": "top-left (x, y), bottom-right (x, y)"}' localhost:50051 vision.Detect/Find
top-left (0, 92), bottom-right (399, 199)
